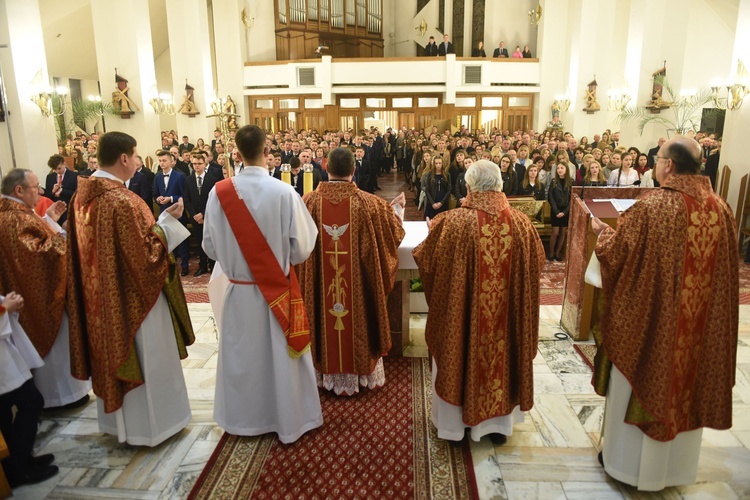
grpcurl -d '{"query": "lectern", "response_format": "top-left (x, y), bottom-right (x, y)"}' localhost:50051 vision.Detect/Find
top-left (561, 187), bottom-right (656, 340)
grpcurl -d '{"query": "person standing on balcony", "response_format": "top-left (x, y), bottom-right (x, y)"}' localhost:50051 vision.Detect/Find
top-left (438, 34), bottom-right (455, 56)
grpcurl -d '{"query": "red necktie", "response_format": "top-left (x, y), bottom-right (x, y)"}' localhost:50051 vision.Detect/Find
top-left (57, 174), bottom-right (62, 184)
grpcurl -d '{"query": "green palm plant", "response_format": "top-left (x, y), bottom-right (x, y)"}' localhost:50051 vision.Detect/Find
top-left (617, 76), bottom-right (718, 136)
top-left (50, 95), bottom-right (116, 146)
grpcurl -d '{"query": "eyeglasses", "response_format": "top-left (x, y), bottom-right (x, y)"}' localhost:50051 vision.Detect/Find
top-left (656, 155), bottom-right (669, 162)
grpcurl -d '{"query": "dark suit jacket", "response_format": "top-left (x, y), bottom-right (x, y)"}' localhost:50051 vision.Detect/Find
top-left (438, 41), bottom-right (455, 56)
top-left (471, 48), bottom-right (486, 57)
top-left (354, 158), bottom-right (373, 192)
top-left (280, 150), bottom-right (295, 164)
top-left (424, 42), bottom-right (439, 56)
top-left (153, 169), bottom-right (186, 213)
top-left (178, 142), bottom-right (194, 154)
top-left (127, 171), bottom-right (151, 205)
top-left (273, 170), bottom-right (322, 196)
top-left (493, 48), bottom-right (509, 58)
top-left (138, 166), bottom-right (155, 206)
top-left (704, 152), bottom-right (720, 190)
top-left (206, 162), bottom-right (223, 181)
top-left (174, 160), bottom-right (190, 177)
top-left (647, 145), bottom-right (660, 168)
top-left (184, 172), bottom-right (218, 220)
top-left (44, 169), bottom-right (78, 223)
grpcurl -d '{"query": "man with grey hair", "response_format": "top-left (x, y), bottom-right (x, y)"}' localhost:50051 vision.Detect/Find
top-left (0, 169), bottom-right (92, 410)
top-left (413, 159), bottom-right (545, 446)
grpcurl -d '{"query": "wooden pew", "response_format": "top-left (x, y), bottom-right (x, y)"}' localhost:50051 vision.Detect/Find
top-left (717, 165), bottom-right (731, 202)
top-left (736, 174), bottom-right (750, 250)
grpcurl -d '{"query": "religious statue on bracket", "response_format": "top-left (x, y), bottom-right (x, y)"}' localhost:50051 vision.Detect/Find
top-left (646, 63), bottom-right (670, 113)
top-left (112, 70), bottom-right (139, 119)
top-left (224, 95), bottom-right (238, 130)
top-left (178, 82), bottom-right (200, 117)
top-left (583, 77), bottom-right (600, 114)
top-left (547, 102), bottom-right (563, 130)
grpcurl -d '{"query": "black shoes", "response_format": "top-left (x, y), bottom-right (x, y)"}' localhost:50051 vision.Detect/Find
top-left (27, 454), bottom-right (55, 467)
top-left (7, 464), bottom-right (59, 488)
top-left (598, 451), bottom-right (604, 467)
top-left (194, 268), bottom-right (207, 277)
top-left (44, 394), bottom-right (90, 412)
top-left (489, 433), bottom-right (507, 446)
top-left (181, 268), bottom-right (189, 277)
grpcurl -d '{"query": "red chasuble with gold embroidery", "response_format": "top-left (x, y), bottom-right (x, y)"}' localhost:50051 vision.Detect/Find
top-left (297, 182), bottom-right (404, 375)
top-left (594, 174), bottom-right (738, 441)
top-left (413, 190), bottom-right (545, 426)
top-left (67, 177), bottom-right (194, 413)
top-left (0, 198), bottom-right (67, 358)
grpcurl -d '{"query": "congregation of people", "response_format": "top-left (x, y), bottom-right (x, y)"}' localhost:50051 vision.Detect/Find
top-left (0, 115), bottom-right (736, 494)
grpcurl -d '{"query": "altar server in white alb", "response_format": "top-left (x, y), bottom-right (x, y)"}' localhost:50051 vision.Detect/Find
top-left (204, 124), bottom-right (322, 443)
top-left (0, 168), bottom-right (91, 410)
top-left (0, 292), bottom-right (60, 487)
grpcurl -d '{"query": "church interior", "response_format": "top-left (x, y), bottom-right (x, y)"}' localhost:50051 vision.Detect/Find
top-left (1, 0), bottom-right (750, 498)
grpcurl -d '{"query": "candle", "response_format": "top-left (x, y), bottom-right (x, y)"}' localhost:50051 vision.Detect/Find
top-left (280, 163), bottom-right (291, 185)
top-left (303, 163), bottom-right (313, 195)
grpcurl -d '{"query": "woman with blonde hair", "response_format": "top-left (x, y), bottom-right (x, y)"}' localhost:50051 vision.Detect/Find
top-left (583, 161), bottom-right (607, 186)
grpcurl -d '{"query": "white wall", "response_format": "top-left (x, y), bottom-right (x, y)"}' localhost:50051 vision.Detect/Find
top-left (154, 49), bottom-right (177, 133)
top-left (244, 0), bottom-right (276, 61)
top-left (485, 0), bottom-right (537, 58)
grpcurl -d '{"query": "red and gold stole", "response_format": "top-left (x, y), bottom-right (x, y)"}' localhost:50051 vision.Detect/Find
top-left (656, 193), bottom-right (721, 435)
top-left (475, 208), bottom-right (513, 421)
top-left (320, 197), bottom-right (354, 373)
top-left (215, 179), bottom-right (311, 358)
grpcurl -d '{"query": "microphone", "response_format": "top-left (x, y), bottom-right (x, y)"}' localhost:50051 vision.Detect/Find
top-left (633, 180), bottom-right (641, 186)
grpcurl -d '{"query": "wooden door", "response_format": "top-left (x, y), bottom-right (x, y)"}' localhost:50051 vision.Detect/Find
top-left (252, 112), bottom-right (276, 133)
top-left (398, 112), bottom-right (415, 130)
top-left (340, 112), bottom-right (363, 132)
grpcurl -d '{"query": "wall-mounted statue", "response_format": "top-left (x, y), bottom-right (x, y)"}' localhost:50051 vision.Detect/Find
top-left (646, 63), bottom-right (670, 113)
top-left (112, 70), bottom-right (139, 119)
top-left (178, 82), bottom-right (199, 117)
top-left (584, 77), bottom-right (600, 114)
top-left (224, 95), bottom-right (238, 130)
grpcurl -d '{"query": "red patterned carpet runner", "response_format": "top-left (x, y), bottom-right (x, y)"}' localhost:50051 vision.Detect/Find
top-left (189, 357), bottom-right (478, 499)
top-left (573, 344), bottom-right (597, 371)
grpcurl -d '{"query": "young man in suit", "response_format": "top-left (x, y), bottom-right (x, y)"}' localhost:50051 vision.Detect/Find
top-left (438, 34), bottom-right (455, 56)
top-left (43, 154), bottom-right (78, 224)
top-left (183, 152), bottom-right (217, 276)
top-left (154, 150), bottom-right (190, 275)
top-left (354, 146), bottom-right (374, 193)
top-left (170, 146), bottom-right (191, 177)
top-left (493, 41), bottom-right (509, 58)
top-left (424, 36), bottom-right (439, 56)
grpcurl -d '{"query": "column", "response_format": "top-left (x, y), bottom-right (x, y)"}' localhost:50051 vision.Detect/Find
top-left (535, 0), bottom-right (570, 130)
top-left (0, 0), bottom-right (58, 178)
top-left (90, 0), bottom-right (162, 158)
top-left (212, 0), bottom-right (247, 130)
top-left (166, 0), bottom-right (214, 143)
top-left (721, 0), bottom-right (750, 214)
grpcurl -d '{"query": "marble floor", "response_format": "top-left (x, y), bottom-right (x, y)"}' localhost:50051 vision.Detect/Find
top-left (9, 304), bottom-right (750, 500)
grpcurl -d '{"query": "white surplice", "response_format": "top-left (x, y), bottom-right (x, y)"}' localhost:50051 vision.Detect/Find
top-left (91, 170), bottom-right (193, 447)
top-left (431, 359), bottom-right (525, 442)
top-left (0, 298), bottom-right (44, 396)
top-left (33, 310), bottom-right (91, 407)
top-left (602, 366), bottom-right (702, 491)
top-left (203, 166), bottom-right (323, 444)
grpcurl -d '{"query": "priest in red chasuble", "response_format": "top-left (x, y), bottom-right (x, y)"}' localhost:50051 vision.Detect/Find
top-left (413, 160), bottom-right (544, 445)
top-left (297, 147), bottom-right (405, 395)
top-left (67, 131), bottom-right (195, 447)
top-left (0, 169), bottom-right (91, 409)
top-left (591, 137), bottom-right (738, 491)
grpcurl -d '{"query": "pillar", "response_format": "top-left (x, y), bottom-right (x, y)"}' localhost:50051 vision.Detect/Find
top-left (0, 0), bottom-right (58, 178)
top-left (166, 0), bottom-right (214, 144)
top-left (722, 0), bottom-right (750, 215)
top-left (212, 0), bottom-right (247, 130)
top-left (90, 0), bottom-right (162, 158)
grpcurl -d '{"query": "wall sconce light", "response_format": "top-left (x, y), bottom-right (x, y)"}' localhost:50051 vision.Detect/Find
top-left (607, 89), bottom-right (631, 111)
top-left (528, 3), bottom-right (542, 26)
top-left (31, 85), bottom-right (68, 117)
top-left (711, 80), bottom-right (749, 111)
top-left (149, 92), bottom-right (175, 115)
top-left (554, 94), bottom-right (571, 112)
top-left (711, 60), bottom-right (750, 111)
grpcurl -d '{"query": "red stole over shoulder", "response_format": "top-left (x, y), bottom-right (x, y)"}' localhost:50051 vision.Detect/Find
top-left (215, 179), bottom-right (311, 358)
top-left (320, 197), bottom-right (354, 373)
